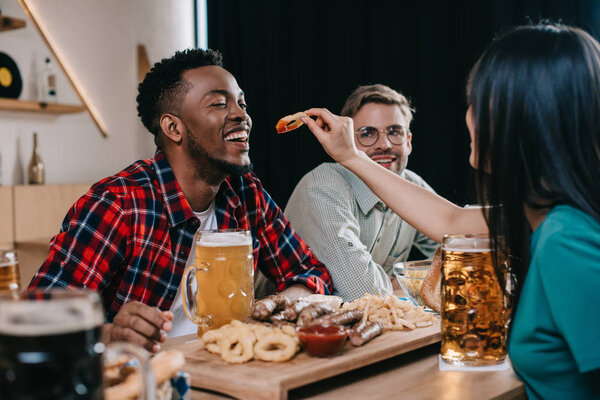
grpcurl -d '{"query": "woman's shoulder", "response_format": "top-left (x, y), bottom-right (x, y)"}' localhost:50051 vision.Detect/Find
top-left (532, 205), bottom-right (600, 266)
top-left (541, 205), bottom-right (600, 234)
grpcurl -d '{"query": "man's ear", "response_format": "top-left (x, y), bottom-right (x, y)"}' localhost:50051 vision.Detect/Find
top-left (159, 114), bottom-right (183, 144)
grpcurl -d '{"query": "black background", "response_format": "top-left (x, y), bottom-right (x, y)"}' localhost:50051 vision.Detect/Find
top-left (207, 0), bottom-right (599, 209)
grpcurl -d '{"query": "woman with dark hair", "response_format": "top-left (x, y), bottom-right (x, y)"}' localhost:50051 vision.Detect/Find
top-left (301, 23), bottom-right (600, 398)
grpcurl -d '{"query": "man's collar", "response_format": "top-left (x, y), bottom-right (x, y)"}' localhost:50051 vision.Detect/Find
top-left (152, 150), bottom-right (196, 227)
top-left (346, 166), bottom-right (406, 214)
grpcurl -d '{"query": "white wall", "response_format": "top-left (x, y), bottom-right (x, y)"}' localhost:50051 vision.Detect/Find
top-left (0, 0), bottom-right (195, 185)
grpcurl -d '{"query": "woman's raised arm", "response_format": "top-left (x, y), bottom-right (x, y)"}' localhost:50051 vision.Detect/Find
top-left (302, 108), bottom-right (487, 242)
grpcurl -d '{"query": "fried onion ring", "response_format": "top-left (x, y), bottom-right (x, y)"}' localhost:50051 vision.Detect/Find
top-left (219, 330), bottom-right (254, 364)
top-left (206, 343), bottom-right (221, 354)
top-left (254, 333), bottom-right (297, 362)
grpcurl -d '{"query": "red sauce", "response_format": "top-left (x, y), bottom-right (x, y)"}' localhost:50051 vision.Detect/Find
top-left (297, 325), bottom-right (348, 357)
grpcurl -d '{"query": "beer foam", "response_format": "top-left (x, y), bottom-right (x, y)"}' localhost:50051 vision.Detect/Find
top-left (0, 298), bottom-right (103, 336)
top-left (196, 231), bottom-right (251, 247)
top-left (443, 247), bottom-right (491, 252)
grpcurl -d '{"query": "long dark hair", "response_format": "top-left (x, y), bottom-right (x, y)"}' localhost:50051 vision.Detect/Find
top-left (467, 24), bottom-right (600, 306)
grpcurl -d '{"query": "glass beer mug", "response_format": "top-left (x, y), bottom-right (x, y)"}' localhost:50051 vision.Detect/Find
top-left (440, 234), bottom-right (511, 366)
top-left (0, 290), bottom-right (156, 400)
top-left (182, 229), bottom-right (254, 338)
top-left (0, 250), bottom-right (20, 294)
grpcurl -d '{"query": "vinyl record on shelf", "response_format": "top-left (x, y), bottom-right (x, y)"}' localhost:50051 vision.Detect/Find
top-left (0, 52), bottom-right (23, 99)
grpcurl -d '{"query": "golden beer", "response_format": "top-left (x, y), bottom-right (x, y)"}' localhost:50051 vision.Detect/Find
top-left (0, 250), bottom-right (20, 293)
top-left (441, 235), bottom-right (508, 366)
top-left (183, 230), bottom-right (253, 337)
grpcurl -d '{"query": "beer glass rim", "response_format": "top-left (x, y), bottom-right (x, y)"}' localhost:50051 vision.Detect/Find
top-left (0, 249), bottom-right (18, 267)
top-left (0, 289), bottom-right (104, 336)
top-left (195, 229), bottom-right (252, 245)
top-left (442, 233), bottom-right (491, 251)
top-left (442, 233), bottom-right (489, 240)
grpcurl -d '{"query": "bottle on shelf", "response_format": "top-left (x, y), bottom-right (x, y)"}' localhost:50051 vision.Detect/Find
top-left (41, 57), bottom-right (57, 103)
top-left (28, 133), bottom-right (45, 185)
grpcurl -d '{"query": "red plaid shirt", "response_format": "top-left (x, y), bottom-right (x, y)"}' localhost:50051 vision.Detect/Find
top-left (29, 151), bottom-right (332, 321)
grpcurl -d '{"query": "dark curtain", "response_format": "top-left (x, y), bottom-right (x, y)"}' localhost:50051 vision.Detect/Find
top-left (207, 0), bottom-right (599, 209)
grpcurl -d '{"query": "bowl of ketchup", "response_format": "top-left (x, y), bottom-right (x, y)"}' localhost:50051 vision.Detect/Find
top-left (297, 325), bottom-right (349, 357)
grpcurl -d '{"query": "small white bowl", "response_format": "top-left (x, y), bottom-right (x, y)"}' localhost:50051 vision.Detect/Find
top-left (298, 294), bottom-right (343, 310)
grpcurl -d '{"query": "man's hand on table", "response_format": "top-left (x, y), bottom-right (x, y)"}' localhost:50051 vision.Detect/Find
top-left (103, 301), bottom-right (173, 354)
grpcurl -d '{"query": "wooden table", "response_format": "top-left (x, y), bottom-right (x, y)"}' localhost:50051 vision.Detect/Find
top-left (167, 335), bottom-right (525, 400)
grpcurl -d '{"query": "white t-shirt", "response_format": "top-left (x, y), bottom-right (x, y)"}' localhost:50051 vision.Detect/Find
top-left (168, 200), bottom-right (218, 338)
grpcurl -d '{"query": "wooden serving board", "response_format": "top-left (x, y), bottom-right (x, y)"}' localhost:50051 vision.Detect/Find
top-left (169, 318), bottom-right (441, 400)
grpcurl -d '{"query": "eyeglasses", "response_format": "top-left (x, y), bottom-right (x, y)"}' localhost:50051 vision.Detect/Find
top-left (355, 125), bottom-right (410, 147)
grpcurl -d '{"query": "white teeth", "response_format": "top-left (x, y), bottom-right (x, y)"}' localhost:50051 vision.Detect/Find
top-left (225, 131), bottom-right (248, 141)
top-left (376, 159), bottom-right (393, 164)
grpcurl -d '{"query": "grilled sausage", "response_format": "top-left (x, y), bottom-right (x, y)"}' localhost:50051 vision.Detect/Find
top-left (296, 303), bottom-right (335, 326)
top-left (251, 295), bottom-right (290, 321)
top-left (349, 321), bottom-right (384, 346)
top-left (269, 311), bottom-right (287, 323)
top-left (282, 300), bottom-right (310, 322)
top-left (312, 309), bottom-right (363, 327)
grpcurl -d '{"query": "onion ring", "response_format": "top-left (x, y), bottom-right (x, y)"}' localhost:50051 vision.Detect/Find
top-left (254, 333), bottom-right (297, 362)
top-left (219, 330), bottom-right (254, 364)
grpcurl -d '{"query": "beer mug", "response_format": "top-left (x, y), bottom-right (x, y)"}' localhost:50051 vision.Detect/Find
top-left (440, 234), bottom-right (510, 366)
top-left (182, 229), bottom-right (254, 337)
top-left (0, 290), bottom-right (156, 400)
top-left (0, 250), bottom-right (20, 293)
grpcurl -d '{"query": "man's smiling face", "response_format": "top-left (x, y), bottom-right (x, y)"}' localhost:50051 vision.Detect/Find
top-left (178, 66), bottom-right (253, 180)
top-left (352, 102), bottom-right (412, 174)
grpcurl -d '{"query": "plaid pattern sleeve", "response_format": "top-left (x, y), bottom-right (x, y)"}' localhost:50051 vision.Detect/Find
top-left (29, 187), bottom-right (130, 299)
top-left (28, 152), bottom-right (197, 322)
top-left (218, 173), bottom-right (333, 295)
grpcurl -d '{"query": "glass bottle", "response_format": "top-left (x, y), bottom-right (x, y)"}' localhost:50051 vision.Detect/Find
top-left (41, 57), bottom-right (57, 103)
top-left (28, 133), bottom-right (45, 185)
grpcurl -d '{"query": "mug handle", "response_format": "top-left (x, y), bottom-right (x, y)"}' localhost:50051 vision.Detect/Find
top-left (181, 263), bottom-right (210, 327)
top-left (103, 342), bottom-right (157, 400)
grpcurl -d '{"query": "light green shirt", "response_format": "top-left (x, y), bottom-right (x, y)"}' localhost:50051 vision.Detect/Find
top-left (255, 162), bottom-right (437, 301)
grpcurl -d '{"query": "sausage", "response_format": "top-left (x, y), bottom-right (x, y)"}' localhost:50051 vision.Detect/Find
top-left (421, 247), bottom-right (442, 313)
top-left (251, 295), bottom-right (290, 321)
top-left (282, 300), bottom-right (310, 322)
top-left (312, 309), bottom-right (363, 327)
top-left (296, 303), bottom-right (335, 326)
top-left (269, 311), bottom-right (287, 323)
top-left (349, 321), bottom-right (384, 346)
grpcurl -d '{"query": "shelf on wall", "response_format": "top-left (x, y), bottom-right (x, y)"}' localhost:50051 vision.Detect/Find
top-left (0, 98), bottom-right (85, 114)
top-left (0, 16), bottom-right (27, 32)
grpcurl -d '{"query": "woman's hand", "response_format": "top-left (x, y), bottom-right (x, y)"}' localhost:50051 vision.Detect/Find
top-left (302, 108), bottom-right (362, 166)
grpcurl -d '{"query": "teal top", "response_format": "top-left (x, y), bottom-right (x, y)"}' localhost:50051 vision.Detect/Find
top-left (509, 205), bottom-right (600, 399)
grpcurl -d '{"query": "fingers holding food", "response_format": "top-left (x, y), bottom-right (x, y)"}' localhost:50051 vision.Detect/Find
top-left (276, 112), bottom-right (308, 134)
top-left (110, 301), bottom-right (172, 353)
top-left (251, 295), bottom-right (290, 321)
top-left (302, 108), bottom-right (358, 165)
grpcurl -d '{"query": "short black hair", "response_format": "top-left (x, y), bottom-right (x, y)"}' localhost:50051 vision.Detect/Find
top-left (136, 48), bottom-right (223, 148)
